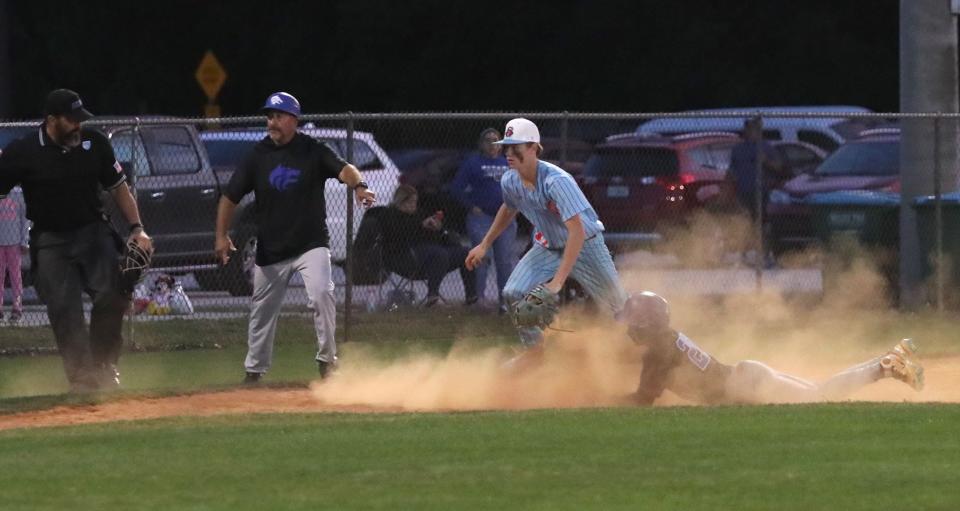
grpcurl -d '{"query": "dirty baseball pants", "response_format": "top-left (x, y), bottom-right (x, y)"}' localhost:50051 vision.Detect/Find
top-left (245, 247), bottom-right (336, 374)
top-left (724, 357), bottom-right (884, 404)
top-left (32, 222), bottom-right (128, 389)
top-left (0, 245), bottom-right (23, 314)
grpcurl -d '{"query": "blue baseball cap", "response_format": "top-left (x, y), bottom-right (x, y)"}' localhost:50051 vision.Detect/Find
top-left (261, 92), bottom-right (301, 117)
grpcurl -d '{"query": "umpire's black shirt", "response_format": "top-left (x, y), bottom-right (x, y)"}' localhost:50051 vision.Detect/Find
top-left (224, 132), bottom-right (347, 266)
top-left (0, 125), bottom-right (125, 232)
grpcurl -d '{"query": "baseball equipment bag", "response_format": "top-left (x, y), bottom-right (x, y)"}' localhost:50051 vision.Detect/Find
top-left (512, 284), bottom-right (561, 329)
top-left (119, 239), bottom-right (152, 293)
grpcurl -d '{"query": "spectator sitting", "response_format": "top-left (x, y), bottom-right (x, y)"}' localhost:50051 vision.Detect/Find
top-left (380, 184), bottom-right (478, 307)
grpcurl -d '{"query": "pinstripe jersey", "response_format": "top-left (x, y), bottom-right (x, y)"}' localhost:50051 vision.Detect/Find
top-left (501, 160), bottom-right (603, 249)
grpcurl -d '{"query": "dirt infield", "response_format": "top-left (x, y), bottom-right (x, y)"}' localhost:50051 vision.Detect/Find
top-left (2, 349), bottom-right (958, 432)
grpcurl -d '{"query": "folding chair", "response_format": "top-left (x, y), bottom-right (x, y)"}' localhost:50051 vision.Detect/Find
top-left (342, 207), bottom-right (424, 310)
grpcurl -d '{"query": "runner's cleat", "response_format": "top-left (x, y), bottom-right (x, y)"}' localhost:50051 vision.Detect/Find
top-left (881, 338), bottom-right (924, 391)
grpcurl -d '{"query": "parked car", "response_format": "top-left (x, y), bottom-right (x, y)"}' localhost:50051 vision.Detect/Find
top-left (6, 122), bottom-right (220, 292)
top-left (576, 130), bottom-right (828, 251)
top-left (97, 120), bottom-right (239, 290)
top-left (773, 140), bottom-right (828, 177)
top-left (540, 137), bottom-right (593, 176)
top-left (767, 128), bottom-right (900, 252)
top-left (577, 132), bottom-right (740, 249)
top-left (3, 122), bottom-right (258, 294)
top-left (200, 126), bottom-right (401, 293)
top-left (0, 126), bottom-right (34, 150)
top-left (636, 106), bottom-right (879, 153)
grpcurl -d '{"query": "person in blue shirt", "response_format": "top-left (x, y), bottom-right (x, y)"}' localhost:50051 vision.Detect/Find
top-left (465, 118), bottom-right (627, 352)
top-left (449, 128), bottom-right (516, 312)
top-left (728, 116), bottom-right (783, 219)
top-left (728, 117), bottom-right (785, 265)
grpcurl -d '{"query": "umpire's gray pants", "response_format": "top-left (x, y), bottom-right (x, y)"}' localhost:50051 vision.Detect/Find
top-left (245, 247), bottom-right (336, 373)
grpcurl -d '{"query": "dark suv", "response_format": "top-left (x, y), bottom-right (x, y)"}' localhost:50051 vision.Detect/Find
top-left (98, 123), bottom-right (244, 291)
top-left (2, 122), bottom-right (230, 293)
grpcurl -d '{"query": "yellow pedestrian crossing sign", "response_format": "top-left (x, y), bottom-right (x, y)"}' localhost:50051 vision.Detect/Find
top-left (195, 50), bottom-right (227, 101)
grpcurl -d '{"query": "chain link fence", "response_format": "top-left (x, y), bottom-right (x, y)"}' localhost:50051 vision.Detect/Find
top-left (1, 111), bottom-right (959, 336)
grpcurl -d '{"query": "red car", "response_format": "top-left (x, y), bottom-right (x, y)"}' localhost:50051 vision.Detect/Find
top-left (576, 132), bottom-right (739, 249)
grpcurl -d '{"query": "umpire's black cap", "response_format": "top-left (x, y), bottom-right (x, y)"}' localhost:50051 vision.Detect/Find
top-left (43, 89), bottom-right (94, 122)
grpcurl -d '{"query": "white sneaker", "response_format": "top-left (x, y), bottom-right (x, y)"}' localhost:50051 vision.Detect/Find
top-left (880, 338), bottom-right (924, 391)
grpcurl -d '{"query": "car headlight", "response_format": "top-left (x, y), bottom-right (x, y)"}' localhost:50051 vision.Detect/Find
top-left (768, 189), bottom-right (793, 205)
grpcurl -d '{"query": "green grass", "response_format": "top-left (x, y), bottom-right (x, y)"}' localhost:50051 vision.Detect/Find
top-left (0, 309), bottom-right (517, 351)
top-left (0, 337), bottom-right (508, 406)
top-left (0, 311), bottom-right (516, 406)
top-left (0, 404), bottom-right (957, 510)
top-left (1, 309), bottom-right (959, 509)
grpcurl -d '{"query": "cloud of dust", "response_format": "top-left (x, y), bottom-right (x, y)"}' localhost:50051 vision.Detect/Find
top-left (312, 319), bottom-right (643, 411)
top-left (312, 211), bottom-right (958, 409)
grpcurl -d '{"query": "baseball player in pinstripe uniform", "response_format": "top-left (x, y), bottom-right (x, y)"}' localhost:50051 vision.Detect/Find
top-left (465, 118), bottom-right (627, 351)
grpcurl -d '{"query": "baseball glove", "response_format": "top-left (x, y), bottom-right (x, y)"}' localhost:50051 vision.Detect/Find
top-left (511, 284), bottom-right (561, 329)
top-left (119, 238), bottom-right (152, 293)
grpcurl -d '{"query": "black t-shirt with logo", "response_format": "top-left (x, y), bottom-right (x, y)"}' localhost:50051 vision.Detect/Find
top-left (0, 126), bottom-right (125, 233)
top-left (224, 132), bottom-right (347, 266)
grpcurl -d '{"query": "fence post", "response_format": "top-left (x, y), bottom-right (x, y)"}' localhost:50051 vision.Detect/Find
top-left (344, 113), bottom-right (355, 343)
top-left (127, 118), bottom-right (142, 349)
top-left (753, 114), bottom-right (764, 291)
top-left (933, 115), bottom-right (944, 312)
top-left (560, 111), bottom-right (569, 168)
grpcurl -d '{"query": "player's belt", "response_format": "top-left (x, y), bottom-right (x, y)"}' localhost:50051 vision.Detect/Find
top-left (546, 234), bottom-right (598, 251)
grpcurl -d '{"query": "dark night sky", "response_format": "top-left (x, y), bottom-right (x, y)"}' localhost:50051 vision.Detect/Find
top-left (3, 0), bottom-right (900, 119)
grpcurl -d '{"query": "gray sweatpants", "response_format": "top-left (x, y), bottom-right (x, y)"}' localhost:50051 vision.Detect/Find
top-left (244, 247), bottom-right (336, 374)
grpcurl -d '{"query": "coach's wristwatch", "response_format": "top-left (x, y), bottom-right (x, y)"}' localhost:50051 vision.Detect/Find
top-left (353, 181), bottom-right (369, 190)
top-left (129, 222), bottom-right (144, 234)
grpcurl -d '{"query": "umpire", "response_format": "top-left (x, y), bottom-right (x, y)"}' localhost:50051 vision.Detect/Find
top-left (0, 89), bottom-right (153, 392)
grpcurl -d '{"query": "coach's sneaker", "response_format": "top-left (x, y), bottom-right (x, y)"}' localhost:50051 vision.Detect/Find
top-left (880, 338), bottom-right (924, 391)
top-left (317, 359), bottom-right (338, 380)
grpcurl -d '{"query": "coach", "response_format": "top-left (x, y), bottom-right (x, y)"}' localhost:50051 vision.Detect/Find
top-left (0, 89), bottom-right (153, 392)
top-left (215, 92), bottom-right (376, 384)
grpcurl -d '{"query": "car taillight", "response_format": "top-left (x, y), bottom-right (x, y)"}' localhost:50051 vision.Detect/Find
top-left (656, 173), bottom-right (695, 188)
top-left (656, 173), bottom-right (695, 202)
